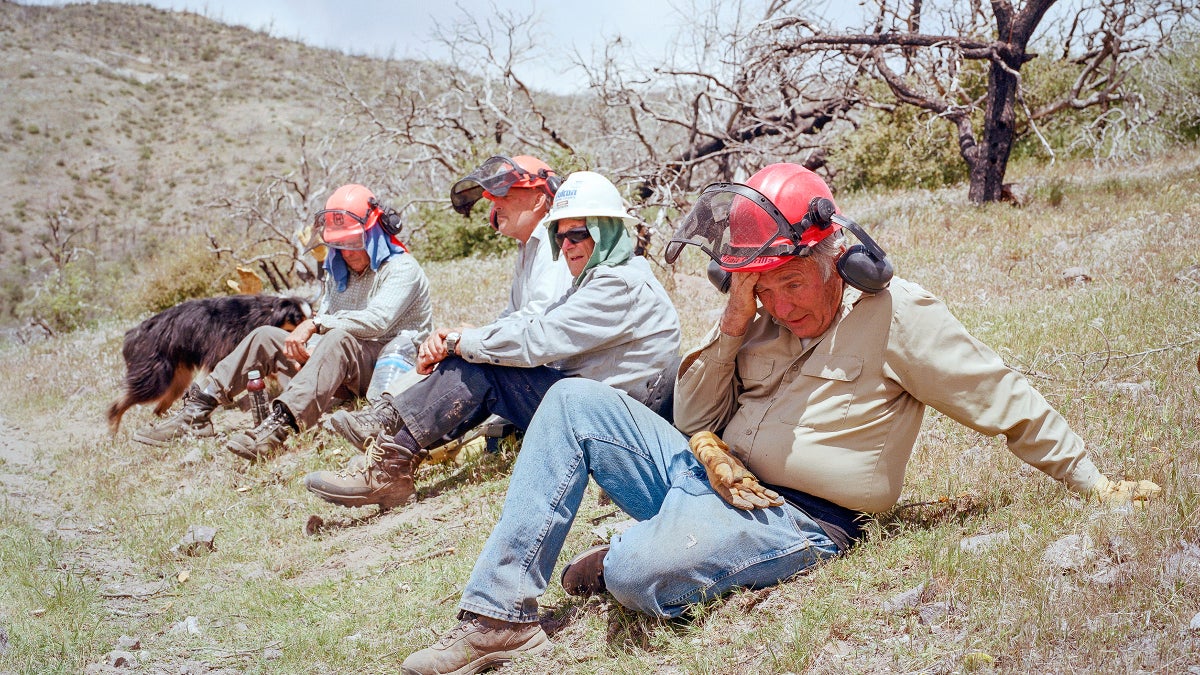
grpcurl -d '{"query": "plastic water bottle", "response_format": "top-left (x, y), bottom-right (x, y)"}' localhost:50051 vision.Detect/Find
top-left (367, 335), bottom-right (418, 401)
top-left (246, 369), bottom-right (270, 426)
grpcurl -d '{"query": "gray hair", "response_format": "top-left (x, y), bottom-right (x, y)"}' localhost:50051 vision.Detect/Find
top-left (809, 230), bottom-right (845, 282)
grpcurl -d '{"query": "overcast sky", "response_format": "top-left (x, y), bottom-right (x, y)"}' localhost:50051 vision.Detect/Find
top-left (18, 0), bottom-right (864, 93)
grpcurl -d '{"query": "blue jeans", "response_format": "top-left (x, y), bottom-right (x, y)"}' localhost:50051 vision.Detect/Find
top-left (458, 379), bottom-right (841, 621)
top-left (388, 358), bottom-right (567, 447)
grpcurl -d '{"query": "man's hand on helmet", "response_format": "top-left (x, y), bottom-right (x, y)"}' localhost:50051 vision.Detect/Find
top-left (690, 431), bottom-right (783, 510)
top-left (720, 272), bottom-right (759, 337)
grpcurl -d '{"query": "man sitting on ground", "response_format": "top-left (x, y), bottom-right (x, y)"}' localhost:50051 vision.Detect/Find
top-left (134, 184), bottom-right (433, 460)
top-left (395, 163), bottom-right (1161, 675)
top-left (304, 170), bottom-right (682, 510)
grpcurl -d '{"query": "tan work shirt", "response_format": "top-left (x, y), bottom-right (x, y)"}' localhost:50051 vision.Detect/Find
top-left (674, 277), bottom-right (1102, 513)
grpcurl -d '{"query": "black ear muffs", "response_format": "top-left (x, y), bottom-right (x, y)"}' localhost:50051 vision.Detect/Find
top-left (836, 244), bottom-right (893, 293)
top-left (540, 169), bottom-right (563, 197)
top-left (378, 208), bottom-right (403, 237)
top-left (829, 215), bottom-right (892, 293)
top-left (368, 197), bottom-right (404, 237)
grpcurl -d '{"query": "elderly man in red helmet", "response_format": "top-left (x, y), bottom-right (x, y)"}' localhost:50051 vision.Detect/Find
top-left (395, 163), bottom-right (1161, 675)
top-left (134, 184), bottom-right (433, 460)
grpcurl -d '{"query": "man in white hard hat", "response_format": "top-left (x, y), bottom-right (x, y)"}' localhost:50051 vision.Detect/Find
top-left (304, 170), bottom-right (682, 511)
top-left (349, 154), bottom-right (574, 405)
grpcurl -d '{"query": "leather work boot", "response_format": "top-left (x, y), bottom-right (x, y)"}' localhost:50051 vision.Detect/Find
top-left (328, 394), bottom-right (404, 451)
top-left (400, 610), bottom-right (551, 675)
top-left (225, 404), bottom-right (295, 461)
top-left (560, 544), bottom-right (609, 597)
top-left (132, 384), bottom-right (218, 447)
top-left (303, 437), bottom-right (426, 510)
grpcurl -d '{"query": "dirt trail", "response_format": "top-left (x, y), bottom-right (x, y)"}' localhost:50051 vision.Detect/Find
top-left (0, 414), bottom-right (59, 530)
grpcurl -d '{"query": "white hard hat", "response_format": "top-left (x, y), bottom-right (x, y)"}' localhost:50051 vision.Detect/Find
top-left (546, 171), bottom-right (639, 227)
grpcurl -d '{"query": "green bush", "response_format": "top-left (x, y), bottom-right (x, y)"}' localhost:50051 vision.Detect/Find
top-left (407, 202), bottom-right (515, 262)
top-left (123, 234), bottom-right (233, 315)
top-left (16, 259), bottom-right (121, 333)
top-left (832, 103), bottom-right (968, 192)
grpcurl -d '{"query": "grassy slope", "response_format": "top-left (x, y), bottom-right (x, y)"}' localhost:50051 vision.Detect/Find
top-left (1, 2), bottom-right (1199, 673)
top-left (1, 152), bottom-right (1198, 674)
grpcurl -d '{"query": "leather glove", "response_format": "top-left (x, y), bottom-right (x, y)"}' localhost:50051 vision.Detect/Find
top-left (1091, 475), bottom-right (1162, 505)
top-left (689, 431), bottom-right (784, 510)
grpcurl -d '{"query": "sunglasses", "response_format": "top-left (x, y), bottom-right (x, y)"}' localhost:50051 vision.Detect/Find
top-left (554, 227), bottom-right (592, 248)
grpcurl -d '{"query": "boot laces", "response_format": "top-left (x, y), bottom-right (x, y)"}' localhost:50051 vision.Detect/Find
top-left (332, 440), bottom-right (385, 479)
top-left (437, 612), bottom-right (486, 646)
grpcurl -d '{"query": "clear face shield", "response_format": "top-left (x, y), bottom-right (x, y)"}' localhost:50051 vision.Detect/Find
top-left (449, 156), bottom-right (538, 216)
top-left (664, 183), bottom-right (833, 268)
top-left (307, 208), bottom-right (371, 251)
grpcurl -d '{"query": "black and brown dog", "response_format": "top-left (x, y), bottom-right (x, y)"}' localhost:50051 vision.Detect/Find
top-left (107, 294), bottom-right (311, 433)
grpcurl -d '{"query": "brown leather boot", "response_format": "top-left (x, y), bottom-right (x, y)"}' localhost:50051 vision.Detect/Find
top-left (304, 436), bottom-right (425, 510)
top-left (560, 544), bottom-right (609, 597)
top-left (400, 610), bottom-right (550, 675)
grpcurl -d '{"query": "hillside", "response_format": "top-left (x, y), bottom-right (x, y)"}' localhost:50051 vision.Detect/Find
top-left (0, 0), bottom-right (414, 321)
top-left (2, 2), bottom-right (1199, 674)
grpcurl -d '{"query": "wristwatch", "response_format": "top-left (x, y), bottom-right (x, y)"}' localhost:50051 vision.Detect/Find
top-left (444, 331), bottom-right (461, 355)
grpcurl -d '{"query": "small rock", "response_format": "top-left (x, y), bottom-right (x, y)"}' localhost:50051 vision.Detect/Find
top-left (591, 517), bottom-right (637, 542)
top-left (106, 650), bottom-right (137, 668)
top-left (116, 635), bottom-right (140, 650)
top-left (1042, 533), bottom-right (1095, 572)
top-left (264, 647), bottom-right (283, 660)
top-left (1162, 543), bottom-right (1200, 585)
top-left (1189, 612), bottom-right (1200, 632)
top-left (173, 525), bottom-right (217, 557)
top-left (959, 531), bottom-right (1010, 555)
top-left (305, 515), bottom-right (324, 537)
top-left (1086, 562), bottom-right (1131, 586)
top-left (1062, 267), bottom-right (1091, 283)
top-left (918, 601), bottom-right (949, 625)
top-left (178, 448), bottom-right (204, 466)
top-left (169, 616), bottom-right (202, 636)
top-left (882, 582), bottom-right (928, 613)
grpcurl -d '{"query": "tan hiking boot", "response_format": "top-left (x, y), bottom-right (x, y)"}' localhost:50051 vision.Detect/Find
top-left (225, 405), bottom-right (294, 461)
top-left (400, 610), bottom-right (551, 675)
top-left (303, 437), bottom-right (424, 509)
top-left (560, 544), bottom-right (609, 597)
top-left (132, 384), bottom-right (217, 447)
top-left (328, 394), bottom-right (404, 451)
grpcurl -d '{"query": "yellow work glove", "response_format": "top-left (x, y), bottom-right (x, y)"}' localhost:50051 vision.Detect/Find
top-left (1091, 475), bottom-right (1162, 506)
top-left (689, 431), bottom-right (784, 510)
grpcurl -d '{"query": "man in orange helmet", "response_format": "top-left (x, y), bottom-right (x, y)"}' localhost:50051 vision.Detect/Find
top-left (133, 184), bottom-right (434, 460)
top-left (396, 163), bottom-right (1160, 675)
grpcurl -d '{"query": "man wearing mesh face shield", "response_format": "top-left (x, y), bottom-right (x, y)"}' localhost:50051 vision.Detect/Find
top-left (393, 163), bottom-right (1160, 675)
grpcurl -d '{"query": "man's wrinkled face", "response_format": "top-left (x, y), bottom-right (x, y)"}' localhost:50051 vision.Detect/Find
top-left (341, 249), bottom-right (370, 274)
top-left (487, 187), bottom-right (548, 243)
top-left (752, 256), bottom-right (843, 338)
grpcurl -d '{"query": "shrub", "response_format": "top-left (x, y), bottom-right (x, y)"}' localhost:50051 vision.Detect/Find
top-left (832, 103), bottom-right (968, 192)
top-left (16, 259), bottom-right (121, 333)
top-left (122, 234), bottom-right (233, 315)
top-left (407, 202), bottom-right (515, 262)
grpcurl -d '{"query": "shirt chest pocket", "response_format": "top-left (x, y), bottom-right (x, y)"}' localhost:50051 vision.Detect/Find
top-left (779, 354), bottom-right (864, 429)
top-left (736, 353), bottom-right (775, 382)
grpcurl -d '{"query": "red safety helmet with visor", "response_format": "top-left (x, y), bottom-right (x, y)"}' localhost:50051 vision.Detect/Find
top-left (449, 155), bottom-right (560, 217)
top-left (664, 164), bottom-right (841, 273)
top-left (307, 184), bottom-right (404, 251)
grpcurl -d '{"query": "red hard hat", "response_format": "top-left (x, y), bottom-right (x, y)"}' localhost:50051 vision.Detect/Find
top-left (725, 164), bottom-right (837, 273)
top-left (313, 184), bottom-right (380, 250)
